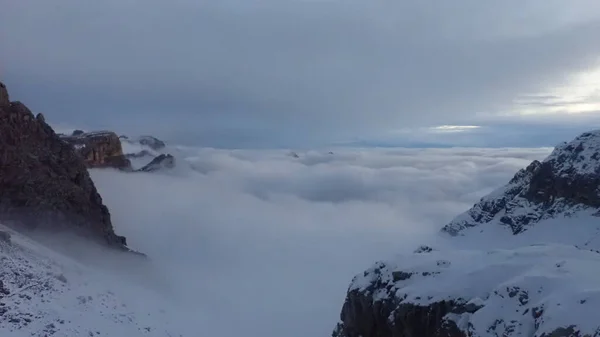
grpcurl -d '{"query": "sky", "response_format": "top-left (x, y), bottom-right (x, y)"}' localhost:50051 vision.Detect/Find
top-left (87, 145), bottom-right (550, 336)
top-left (2, 1), bottom-right (600, 148)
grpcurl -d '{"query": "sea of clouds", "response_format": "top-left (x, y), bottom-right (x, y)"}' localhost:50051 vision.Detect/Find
top-left (88, 146), bottom-right (551, 337)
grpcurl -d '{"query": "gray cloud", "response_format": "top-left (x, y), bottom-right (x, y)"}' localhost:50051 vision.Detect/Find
top-left (2, 1), bottom-right (600, 146)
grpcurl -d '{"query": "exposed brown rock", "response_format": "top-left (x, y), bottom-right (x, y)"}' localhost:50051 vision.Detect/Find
top-left (0, 81), bottom-right (128, 249)
top-left (60, 131), bottom-right (132, 170)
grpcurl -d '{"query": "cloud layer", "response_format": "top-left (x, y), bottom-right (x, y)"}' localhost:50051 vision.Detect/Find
top-left (89, 146), bottom-right (550, 336)
top-left (2, 1), bottom-right (600, 146)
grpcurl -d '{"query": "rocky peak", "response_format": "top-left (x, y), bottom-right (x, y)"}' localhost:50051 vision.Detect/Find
top-left (0, 81), bottom-right (128, 250)
top-left (442, 130), bottom-right (600, 236)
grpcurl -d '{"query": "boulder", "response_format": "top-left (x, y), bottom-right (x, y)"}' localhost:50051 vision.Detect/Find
top-left (60, 131), bottom-right (132, 170)
top-left (0, 81), bottom-right (128, 249)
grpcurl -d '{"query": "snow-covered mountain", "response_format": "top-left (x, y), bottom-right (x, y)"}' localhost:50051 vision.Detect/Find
top-left (334, 130), bottom-right (600, 337)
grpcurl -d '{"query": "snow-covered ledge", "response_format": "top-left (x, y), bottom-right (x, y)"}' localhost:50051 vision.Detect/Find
top-left (334, 244), bottom-right (600, 337)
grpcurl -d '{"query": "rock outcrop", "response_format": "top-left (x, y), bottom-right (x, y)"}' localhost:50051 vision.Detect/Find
top-left (137, 154), bottom-right (175, 172)
top-left (60, 131), bottom-right (132, 170)
top-left (334, 130), bottom-right (600, 337)
top-left (0, 83), bottom-right (9, 107)
top-left (0, 81), bottom-right (128, 249)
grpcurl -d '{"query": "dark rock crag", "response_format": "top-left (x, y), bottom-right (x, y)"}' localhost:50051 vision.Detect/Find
top-left (0, 81), bottom-right (128, 249)
top-left (334, 292), bottom-right (463, 337)
top-left (60, 131), bottom-right (132, 170)
top-left (137, 154), bottom-right (175, 173)
top-left (333, 252), bottom-right (466, 337)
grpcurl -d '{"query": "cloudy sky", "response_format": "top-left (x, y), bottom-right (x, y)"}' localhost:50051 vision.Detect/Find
top-left (2, 0), bottom-right (600, 148)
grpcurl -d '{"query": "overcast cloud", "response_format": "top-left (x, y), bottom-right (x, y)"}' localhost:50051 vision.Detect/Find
top-left (88, 146), bottom-right (550, 336)
top-left (2, 1), bottom-right (600, 147)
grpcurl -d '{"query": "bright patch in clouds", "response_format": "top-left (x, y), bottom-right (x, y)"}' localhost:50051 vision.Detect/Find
top-left (88, 145), bottom-right (550, 337)
top-left (430, 125), bottom-right (481, 132)
top-left (515, 66), bottom-right (600, 116)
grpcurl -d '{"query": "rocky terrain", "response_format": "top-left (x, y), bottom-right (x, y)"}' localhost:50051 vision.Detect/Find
top-left (60, 131), bottom-right (132, 170)
top-left (136, 154), bottom-right (176, 173)
top-left (0, 82), bottom-right (128, 250)
top-left (334, 130), bottom-right (600, 337)
top-left (442, 130), bottom-right (600, 237)
top-left (59, 130), bottom-right (175, 173)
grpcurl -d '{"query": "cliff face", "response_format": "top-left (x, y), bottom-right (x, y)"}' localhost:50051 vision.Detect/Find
top-left (60, 131), bottom-right (132, 170)
top-left (0, 81), bottom-right (127, 249)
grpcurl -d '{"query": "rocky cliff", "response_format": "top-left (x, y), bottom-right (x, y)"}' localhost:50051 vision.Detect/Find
top-left (0, 82), bottom-right (128, 249)
top-left (60, 131), bottom-right (132, 170)
top-left (334, 130), bottom-right (600, 337)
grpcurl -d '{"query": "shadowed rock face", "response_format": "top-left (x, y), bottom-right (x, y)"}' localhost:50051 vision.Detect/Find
top-left (0, 81), bottom-right (128, 249)
top-left (334, 291), bottom-right (463, 337)
top-left (60, 131), bottom-right (132, 170)
top-left (0, 83), bottom-right (9, 107)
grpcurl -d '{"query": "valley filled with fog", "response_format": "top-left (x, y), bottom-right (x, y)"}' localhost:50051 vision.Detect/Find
top-left (89, 146), bottom-right (551, 336)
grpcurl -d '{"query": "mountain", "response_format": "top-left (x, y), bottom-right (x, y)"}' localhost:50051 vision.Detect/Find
top-left (0, 82), bottom-right (128, 250)
top-left (443, 130), bottom-right (600, 243)
top-left (334, 130), bottom-right (600, 337)
top-left (119, 135), bottom-right (176, 172)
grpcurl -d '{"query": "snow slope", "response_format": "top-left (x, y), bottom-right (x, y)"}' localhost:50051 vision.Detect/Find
top-left (0, 226), bottom-right (182, 337)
